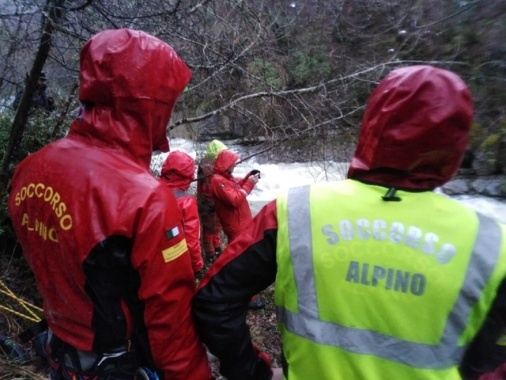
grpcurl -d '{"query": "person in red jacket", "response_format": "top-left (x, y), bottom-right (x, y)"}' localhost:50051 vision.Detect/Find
top-left (160, 150), bottom-right (204, 275)
top-left (210, 149), bottom-right (259, 242)
top-left (8, 29), bottom-right (212, 380)
top-left (210, 149), bottom-right (265, 310)
top-left (197, 140), bottom-right (228, 260)
top-left (192, 65), bottom-right (506, 380)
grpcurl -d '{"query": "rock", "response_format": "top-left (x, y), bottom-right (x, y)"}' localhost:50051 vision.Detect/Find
top-left (441, 175), bottom-right (506, 198)
top-left (470, 178), bottom-right (506, 197)
top-left (472, 151), bottom-right (496, 176)
top-left (441, 179), bottom-right (470, 195)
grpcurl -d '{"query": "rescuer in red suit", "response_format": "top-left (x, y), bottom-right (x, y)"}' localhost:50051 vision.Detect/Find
top-left (8, 29), bottom-right (212, 380)
top-left (210, 149), bottom-right (259, 243)
top-left (160, 150), bottom-right (204, 275)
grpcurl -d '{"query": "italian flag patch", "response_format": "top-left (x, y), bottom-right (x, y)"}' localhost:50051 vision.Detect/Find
top-left (166, 226), bottom-right (180, 239)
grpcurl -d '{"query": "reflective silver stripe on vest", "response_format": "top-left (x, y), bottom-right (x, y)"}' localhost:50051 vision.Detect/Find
top-left (277, 185), bottom-right (502, 369)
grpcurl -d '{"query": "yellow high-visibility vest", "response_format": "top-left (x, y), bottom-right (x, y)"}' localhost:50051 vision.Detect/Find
top-left (275, 179), bottom-right (506, 379)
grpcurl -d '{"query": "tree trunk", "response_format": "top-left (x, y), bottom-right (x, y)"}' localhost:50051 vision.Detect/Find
top-left (0, 0), bottom-right (65, 193)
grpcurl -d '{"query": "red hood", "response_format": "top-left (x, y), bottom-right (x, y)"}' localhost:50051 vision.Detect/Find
top-left (348, 65), bottom-right (473, 190)
top-left (160, 150), bottom-right (195, 190)
top-left (214, 150), bottom-right (240, 177)
top-left (68, 29), bottom-right (191, 169)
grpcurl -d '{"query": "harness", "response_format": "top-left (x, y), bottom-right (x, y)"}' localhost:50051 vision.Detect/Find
top-left (47, 329), bottom-right (139, 380)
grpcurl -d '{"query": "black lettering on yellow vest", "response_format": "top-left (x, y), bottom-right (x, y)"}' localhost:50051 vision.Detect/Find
top-left (394, 271), bottom-right (410, 292)
top-left (345, 261), bottom-right (426, 296)
top-left (361, 263), bottom-right (370, 285)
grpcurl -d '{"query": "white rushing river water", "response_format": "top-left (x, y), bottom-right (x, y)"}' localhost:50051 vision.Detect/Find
top-left (156, 139), bottom-right (506, 225)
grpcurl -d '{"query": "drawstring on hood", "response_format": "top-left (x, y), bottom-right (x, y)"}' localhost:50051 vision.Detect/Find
top-left (382, 187), bottom-right (401, 202)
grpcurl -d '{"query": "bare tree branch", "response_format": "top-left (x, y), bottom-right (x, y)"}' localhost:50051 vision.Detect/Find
top-left (170, 59), bottom-right (469, 130)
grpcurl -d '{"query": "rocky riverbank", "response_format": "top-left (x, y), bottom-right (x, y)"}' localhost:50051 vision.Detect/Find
top-left (440, 173), bottom-right (506, 198)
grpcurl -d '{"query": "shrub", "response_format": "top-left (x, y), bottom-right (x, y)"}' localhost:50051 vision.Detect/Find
top-left (247, 59), bottom-right (285, 89)
top-left (0, 112), bottom-right (65, 241)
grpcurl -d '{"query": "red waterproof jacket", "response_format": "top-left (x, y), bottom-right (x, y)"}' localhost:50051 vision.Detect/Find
top-left (210, 150), bottom-right (255, 242)
top-left (193, 66), bottom-right (506, 379)
top-left (160, 151), bottom-right (204, 273)
top-left (8, 29), bottom-right (211, 380)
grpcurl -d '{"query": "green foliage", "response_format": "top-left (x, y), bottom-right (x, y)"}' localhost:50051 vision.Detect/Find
top-left (247, 59), bottom-right (284, 89)
top-left (0, 193), bottom-right (10, 239)
top-left (286, 50), bottom-right (332, 87)
top-left (0, 112), bottom-right (64, 240)
top-left (461, 28), bottom-right (480, 48)
top-left (0, 112), bottom-right (64, 162)
top-left (473, 124), bottom-right (506, 175)
top-left (469, 122), bottom-right (486, 150)
top-left (482, 134), bottom-right (501, 148)
top-left (479, 133), bottom-right (501, 170)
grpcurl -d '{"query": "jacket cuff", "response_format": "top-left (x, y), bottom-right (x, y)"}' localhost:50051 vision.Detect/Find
top-left (242, 179), bottom-right (255, 194)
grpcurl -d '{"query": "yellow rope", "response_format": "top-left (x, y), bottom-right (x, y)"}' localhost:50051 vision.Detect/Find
top-left (0, 287), bottom-right (43, 313)
top-left (0, 304), bottom-right (41, 323)
top-left (0, 279), bottom-right (43, 322)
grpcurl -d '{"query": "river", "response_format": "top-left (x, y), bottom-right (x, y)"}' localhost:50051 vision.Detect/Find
top-left (156, 138), bottom-right (506, 224)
